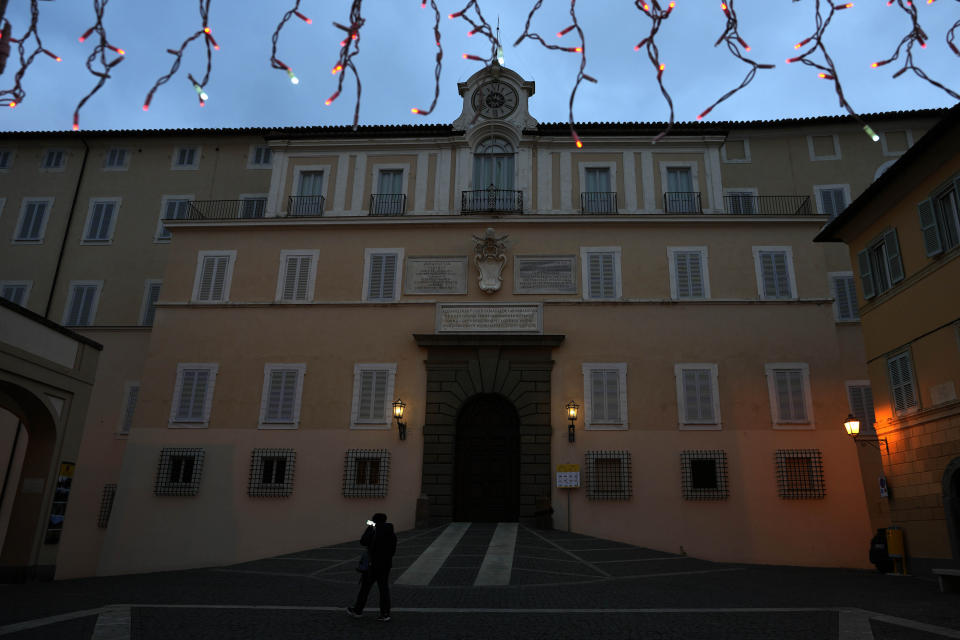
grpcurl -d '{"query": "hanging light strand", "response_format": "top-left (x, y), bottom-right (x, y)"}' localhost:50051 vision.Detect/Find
top-left (0, 0), bottom-right (60, 108)
top-left (449, 1), bottom-right (500, 65)
top-left (411, 0), bottom-right (443, 116)
top-left (73, 0), bottom-right (126, 130)
top-left (632, 1), bottom-right (680, 143)
top-left (696, 0), bottom-right (775, 122)
top-left (948, 0), bottom-right (960, 58)
top-left (869, 0), bottom-right (959, 100)
top-left (143, 0), bottom-right (215, 111)
top-left (270, 0), bottom-right (311, 86)
top-left (326, 0), bottom-right (365, 129)
top-left (514, 0), bottom-right (591, 148)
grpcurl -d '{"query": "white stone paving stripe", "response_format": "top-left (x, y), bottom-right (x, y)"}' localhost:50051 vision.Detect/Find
top-left (522, 526), bottom-right (611, 577)
top-left (91, 605), bottom-right (131, 640)
top-left (474, 523), bottom-right (518, 586)
top-left (394, 522), bottom-right (470, 585)
top-left (838, 609), bottom-right (874, 640)
top-left (0, 607), bottom-right (107, 636)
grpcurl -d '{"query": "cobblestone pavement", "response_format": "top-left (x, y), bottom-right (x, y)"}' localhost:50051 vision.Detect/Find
top-left (1, 524), bottom-right (958, 639)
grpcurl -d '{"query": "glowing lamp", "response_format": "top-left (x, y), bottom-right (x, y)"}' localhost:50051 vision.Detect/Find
top-left (392, 399), bottom-right (407, 440)
top-left (844, 414), bottom-right (860, 436)
top-left (566, 401), bottom-right (579, 443)
top-left (287, 69), bottom-right (299, 84)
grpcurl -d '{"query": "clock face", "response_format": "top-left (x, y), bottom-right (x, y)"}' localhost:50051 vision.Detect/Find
top-left (471, 82), bottom-right (519, 120)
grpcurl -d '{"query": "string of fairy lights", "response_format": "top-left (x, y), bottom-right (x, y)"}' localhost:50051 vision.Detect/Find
top-left (0, 0), bottom-right (957, 144)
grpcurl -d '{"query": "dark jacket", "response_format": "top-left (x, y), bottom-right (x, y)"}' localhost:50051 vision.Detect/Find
top-left (361, 523), bottom-right (397, 571)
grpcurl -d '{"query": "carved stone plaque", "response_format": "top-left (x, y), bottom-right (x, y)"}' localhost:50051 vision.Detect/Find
top-left (436, 303), bottom-right (542, 334)
top-left (405, 257), bottom-right (468, 295)
top-left (514, 255), bottom-right (577, 294)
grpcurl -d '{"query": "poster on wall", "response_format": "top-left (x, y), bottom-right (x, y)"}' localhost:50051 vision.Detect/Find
top-left (44, 462), bottom-right (75, 545)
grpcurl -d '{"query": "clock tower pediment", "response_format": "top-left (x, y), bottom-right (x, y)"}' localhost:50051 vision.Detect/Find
top-left (452, 63), bottom-right (537, 133)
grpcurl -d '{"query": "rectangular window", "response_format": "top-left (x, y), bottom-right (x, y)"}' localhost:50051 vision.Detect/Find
top-left (807, 134), bottom-right (840, 161)
top-left (104, 148), bottom-right (128, 170)
top-left (239, 196), bottom-right (266, 219)
top-left (0, 149), bottom-right (12, 170)
top-left (665, 166), bottom-right (697, 213)
top-left (119, 382), bottom-right (139, 435)
top-left (343, 449), bottom-right (390, 497)
top-left (680, 450), bottom-right (729, 500)
top-left (192, 251), bottom-right (236, 303)
top-left (248, 448), bottom-right (295, 497)
top-left (830, 272), bottom-right (859, 322)
top-left (816, 186), bottom-right (848, 217)
top-left (259, 364), bottom-right (306, 428)
top-left (582, 363), bottom-right (627, 429)
top-left (63, 281), bottom-right (101, 326)
top-left (765, 363), bottom-right (814, 427)
top-left (753, 247), bottom-right (796, 300)
top-left (172, 146), bottom-right (199, 169)
top-left (297, 170), bottom-right (324, 196)
top-left (141, 280), bottom-right (162, 326)
top-left (721, 139), bottom-right (750, 163)
top-left (887, 351), bottom-right (919, 415)
top-left (249, 145), bottom-right (272, 167)
top-left (277, 250), bottom-right (318, 302)
top-left (857, 229), bottom-right (904, 299)
top-left (42, 149), bottom-right (65, 169)
top-left (14, 199), bottom-right (51, 242)
top-left (775, 449), bottom-right (825, 499)
top-left (668, 247), bottom-right (709, 299)
top-left (363, 249), bottom-right (402, 302)
top-left (97, 484), bottom-right (117, 528)
top-left (0, 281), bottom-right (30, 306)
top-left (82, 199), bottom-right (119, 243)
top-left (581, 247), bottom-right (621, 300)
top-left (154, 448), bottom-right (205, 496)
top-left (675, 364), bottom-right (720, 428)
top-left (170, 364), bottom-right (218, 425)
top-left (585, 450), bottom-right (632, 500)
top-left (724, 190), bottom-right (757, 214)
top-left (582, 167), bottom-right (615, 213)
top-left (156, 197), bottom-right (192, 241)
top-left (351, 364), bottom-right (397, 427)
top-left (846, 382), bottom-right (876, 434)
top-left (372, 169), bottom-right (406, 215)
top-left (918, 180), bottom-right (960, 256)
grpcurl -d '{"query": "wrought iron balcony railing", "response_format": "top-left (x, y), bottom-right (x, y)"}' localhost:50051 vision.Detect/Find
top-left (369, 193), bottom-right (407, 216)
top-left (461, 186), bottom-right (523, 214)
top-left (287, 195), bottom-right (325, 217)
top-left (664, 192), bottom-right (702, 214)
top-left (183, 199), bottom-right (267, 220)
top-left (723, 194), bottom-right (813, 216)
top-left (581, 192), bottom-right (618, 214)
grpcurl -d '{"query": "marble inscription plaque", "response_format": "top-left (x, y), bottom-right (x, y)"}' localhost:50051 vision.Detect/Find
top-left (436, 303), bottom-right (542, 334)
top-left (405, 256), bottom-right (468, 295)
top-left (514, 255), bottom-right (577, 294)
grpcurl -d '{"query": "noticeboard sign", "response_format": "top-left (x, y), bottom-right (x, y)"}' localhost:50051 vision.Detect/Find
top-left (556, 463), bottom-right (580, 488)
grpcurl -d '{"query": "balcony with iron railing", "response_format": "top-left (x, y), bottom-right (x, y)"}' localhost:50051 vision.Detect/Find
top-left (369, 193), bottom-right (407, 216)
top-left (287, 195), bottom-right (326, 217)
top-left (182, 199), bottom-right (267, 220)
top-left (723, 194), bottom-right (813, 216)
top-left (664, 192), bottom-right (702, 214)
top-left (462, 185), bottom-right (523, 214)
top-left (581, 192), bottom-right (618, 214)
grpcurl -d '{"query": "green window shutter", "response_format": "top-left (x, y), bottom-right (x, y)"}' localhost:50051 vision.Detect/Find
top-left (883, 229), bottom-right (905, 284)
top-left (857, 249), bottom-right (875, 299)
top-left (917, 199), bottom-right (942, 257)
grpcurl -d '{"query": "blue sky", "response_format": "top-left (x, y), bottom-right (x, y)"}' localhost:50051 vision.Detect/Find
top-left (0, 0), bottom-right (957, 132)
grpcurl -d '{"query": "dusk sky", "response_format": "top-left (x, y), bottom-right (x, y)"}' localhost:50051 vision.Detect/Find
top-left (0, 0), bottom-right (957, 133)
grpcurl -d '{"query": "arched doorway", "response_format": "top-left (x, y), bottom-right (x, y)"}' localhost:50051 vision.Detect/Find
top-left (454, 394), bottom-right (520, 522)
top-left (944, 457), bottom-right (960, 560)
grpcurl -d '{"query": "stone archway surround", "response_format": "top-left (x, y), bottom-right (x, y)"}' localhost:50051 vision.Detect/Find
top-left (414, 334), bottom-right (564, 525)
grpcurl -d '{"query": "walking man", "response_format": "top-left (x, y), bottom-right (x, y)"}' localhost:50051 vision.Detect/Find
top-left (348, 512), bottom-right (397, 621)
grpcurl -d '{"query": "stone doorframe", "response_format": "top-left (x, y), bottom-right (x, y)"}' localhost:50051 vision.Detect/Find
top-left (413, 334), bottom-right (564, 525)
top-left (944, 456), bottom-right (960, 561)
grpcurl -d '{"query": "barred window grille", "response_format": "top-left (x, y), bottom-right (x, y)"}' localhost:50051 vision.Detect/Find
top-left (97, 484), bottom-right (117, 528)
top-left (154, 448), bottom-right (205, 496)
top-left (585, 450), bottom-right (632, 500)
top-left (775, 449), bottom-right (825, 499)
top-left (680, 450), bottom-right (729, 500)
top-left (248, 448), bottom-right (296, 497)
top-left (343, 449), bottom-right (390, 498)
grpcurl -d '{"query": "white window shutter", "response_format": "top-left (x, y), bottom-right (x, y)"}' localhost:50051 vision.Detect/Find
top-left (198, 258), bottom-right (216, 301)
top-left (210, 257), bottom-right (228, 301)
top-left (358, 369), bottom-right (387, 420)
top-left (844, 277), bottom-right (859, 319)
top-left (296, 257), bottom-right (311, 300)
top-left (675, 252), bottom-right (703, 299)
top-left (367, 253), bottom-right (397, 300)
top-left (590, 370), bottom-right (620, 422)
top-left (760, 252), bottom-right (777, 297)
top-left (590, 370), bottom-right (607, 420)
top-left (267, 369), bottom-right (298, 421)
top-left (833, 276), bottom-right (858, 321)
top-left (282, 256), bottom-right (299, 301)
top-left (774, 370), bottom-right (806, 421)
top-left (121, 385), bottom-right (139, 434)
top-left (368, 254), bottom-right (384, 299)
top-left (381, 254), bottom-right (397, 299)
top-left (588, 253), bottom-right (615, 299)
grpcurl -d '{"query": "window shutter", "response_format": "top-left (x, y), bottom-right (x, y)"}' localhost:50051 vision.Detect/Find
top-left (198, 257), bottom-right (216, 301)
top-left (66, 287), bottom-right (84, 325)
top-left (367, 253), bottom-right (397, 300)
top-left (833, 276), bottom-right (858, 321)
top-left (358, 369), bottom-right (388, 420)
top-left (590, 370), bottom-right (620, 422)
top-left (143, 282), bottom-right (161, 326)
top-left (847, 385), bottom-right (875, 428)
top-left (67, 285), bottom-right (96, 326)
top-left (888, 353), bottom-right (917, 413)
top-left (367, 255), bottom-right (384, 299)
top-left (198, 256), bottom-right (229, 302)
top-left (281, 255), bottom-right (310, 301)
top-left (93, 202), bottom-right (113, 239)
top-left (18, 204), bottom-right (35, 239)
top-left (176, 369), bottom-right (209, 421)
top-left (588, 253), bottom-right (615, 299)
top-left (190, 370), bottom-right (209, 420)
top-left (917, 199), bottom-right (943, 257)
top-left (682, 369), bottom-right (714, 422)
top-left (121, 384), bottom-right (139, 434)
top-left (760, 252), bottom-right (788, 298)
top-left (883, 229), bottom-right (905, 284)
top-left (79, 287), bottom-right (96, 325)
top-left (267, 369), bottom-right (298, 422)
top-left (844, 277), bottom-right (859, 319)
top-left (176, 370), bottom-right (197, 420)
top-left (87, 203), bottom-right (104, 240)
top-left (295, 257), bottom-right (311, 300)
top-left (674, 252), bottom-right (704, 299)
top-left (381, 254), bottom-right (397, 300)
top-left (29, 203), bottom-right (45, 239)
top-left (774, 370), bottom-right (806, 421)
top-left (857, 249), bottom-right (875, 299)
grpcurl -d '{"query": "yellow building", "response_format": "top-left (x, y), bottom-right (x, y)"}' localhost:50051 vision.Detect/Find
top-left (816, 102), bottom-right (960, 573)
top-left (0, 65), bottom-right (946, 580)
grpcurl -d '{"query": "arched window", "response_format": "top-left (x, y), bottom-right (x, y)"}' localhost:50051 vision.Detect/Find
top-left (473, 137), bottom-right (515, 190)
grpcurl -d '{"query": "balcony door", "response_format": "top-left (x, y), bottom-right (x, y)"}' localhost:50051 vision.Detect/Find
top-left (293, 171), bottom-right (324, 216)
top-left (473, 137), bottom-right (515, 191)
top-left (666, 166), bottom-right (696, 213)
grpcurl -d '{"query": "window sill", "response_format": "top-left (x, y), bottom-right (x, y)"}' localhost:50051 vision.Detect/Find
top-left (258, 422), bottom-right (299, 430)
top-left (80, 239), bottom-right (114, 246)
top-left (11, 239), bottom-right (44, 245)
top-left (168, 422), bottom-right (209, 429)
top-left (772, 423), bottom-right (815, 430)
top-left (585, 424), bottom-right (628, 431)
top-left (350, 423), bottom-right (390, 430)
top-left (679, 423), bottom-right (722, 430)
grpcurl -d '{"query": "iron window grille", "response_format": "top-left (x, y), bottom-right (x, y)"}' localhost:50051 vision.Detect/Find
top-left (97, 484), bottom-right (117, 528)
top-left (680, 450), bottom-right (729, 500)
top-left (585, 450), bottom-right (632, 500)
top-left (248, 448), bottom-right (296, 497)
top-left (154, 448), bottom-right (205, 496)
top-left (775, 449), bottom-right (825, 499)
top-left (343, 449), bottom-right (390, 498)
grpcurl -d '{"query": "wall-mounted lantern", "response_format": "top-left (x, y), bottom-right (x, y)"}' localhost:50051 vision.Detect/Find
top-left (844, 413), bottom-right (888, 452)
top-left (566, 401), bottom-right (579, 443)
top-left (393, 399), bottom-right (407, 441)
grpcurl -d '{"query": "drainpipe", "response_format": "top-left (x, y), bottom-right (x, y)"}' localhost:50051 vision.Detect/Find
top-left (0, 422), bottom-right (22, 517)
top-left (45, 137), bottom-right (89, 319)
